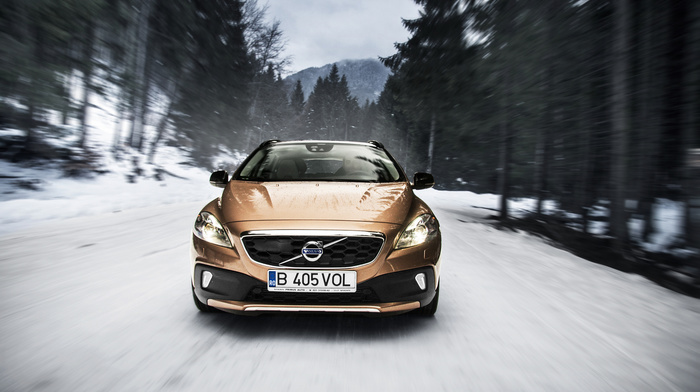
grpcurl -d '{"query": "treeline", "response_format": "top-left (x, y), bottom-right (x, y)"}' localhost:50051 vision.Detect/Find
top-left (380, 0), bottom-right (700, 249)
top-left (3, 0), bottom-right (699, 248)
top-left (0, 0), bottom-right (402, 170)
top-left (0, 0), bottom-right (294, 166)
top-left (253, 65), bottom-right (377, 144)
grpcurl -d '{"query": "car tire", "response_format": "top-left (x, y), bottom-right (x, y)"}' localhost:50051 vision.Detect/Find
top-left (415, 285), bottom-right (439, 316)
top-left (192, 284), bottom-right (214, 312)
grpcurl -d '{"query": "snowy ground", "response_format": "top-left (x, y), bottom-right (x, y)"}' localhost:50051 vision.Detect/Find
top-left (0, 157), bottom-right (219, 235)
top-left (1, 183), bottom-right (699, 391)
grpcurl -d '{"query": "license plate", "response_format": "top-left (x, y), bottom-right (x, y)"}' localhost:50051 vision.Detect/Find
top-left (267, 270), bottom-right (356, 293)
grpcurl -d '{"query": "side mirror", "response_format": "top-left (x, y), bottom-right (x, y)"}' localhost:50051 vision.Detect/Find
top-left (412, 172), bottom-right (435, 190)
top-left (209, 170), bottom-right (229, 188)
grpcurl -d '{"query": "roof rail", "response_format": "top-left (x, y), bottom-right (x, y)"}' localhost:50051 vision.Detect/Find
top-left (367, 140), bottom-right (384, 149)
top-left (260, 139), bottom-right (281, 147)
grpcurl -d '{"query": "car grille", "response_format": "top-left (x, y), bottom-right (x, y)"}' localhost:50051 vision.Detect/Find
top-left (241, 232), bottom-right (384, 268)
top-left (244, 285), bottom-right (381, 304)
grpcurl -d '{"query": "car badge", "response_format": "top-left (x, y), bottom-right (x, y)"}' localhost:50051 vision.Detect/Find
top-left (301, 241), bottom-right (324, 261)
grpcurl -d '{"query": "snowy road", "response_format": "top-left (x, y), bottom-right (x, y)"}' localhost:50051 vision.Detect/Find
top-left (1, 192), bottom-right (700, 391)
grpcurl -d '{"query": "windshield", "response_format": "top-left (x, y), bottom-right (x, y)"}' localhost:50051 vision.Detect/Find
top-left (235, 143), bottom-right (404, 182)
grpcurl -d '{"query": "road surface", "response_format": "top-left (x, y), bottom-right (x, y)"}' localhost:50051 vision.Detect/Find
top-left (1, 192), bottom-right (699, 391)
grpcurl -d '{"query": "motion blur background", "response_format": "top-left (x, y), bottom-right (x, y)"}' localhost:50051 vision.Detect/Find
top-left (1, 0), bottom-right (700, 390)
top-left (2, 0), bottom-right (700, 250)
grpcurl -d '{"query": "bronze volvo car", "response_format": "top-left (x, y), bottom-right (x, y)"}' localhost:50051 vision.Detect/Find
top-left (190, 140), bottom-right (441, 315)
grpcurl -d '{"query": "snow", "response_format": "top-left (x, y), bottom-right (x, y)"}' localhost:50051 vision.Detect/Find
top-left (1, 186), bottom-right (699, 391)
top-left (0, 81), bottom-right (244, 234)
top-left (0, 152), bottom-right (220, 235)
top-left (645, 199), bottom-right (686, 252)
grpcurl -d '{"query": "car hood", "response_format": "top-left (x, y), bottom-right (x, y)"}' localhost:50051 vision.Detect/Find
top-left (220, 181), bottom-right (413, 224)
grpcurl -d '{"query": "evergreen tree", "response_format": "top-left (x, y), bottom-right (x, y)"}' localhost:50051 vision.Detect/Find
top-left (171, 0), bottom-right (254, 166)
top-left (249, 65), bottom-right (293, 143)
top-left (145, 0), bottom-right (198, 162)
top-left (0, 0), bottom-right (102, 149)
top-left (305, 64), bottom-right (360, 140)
top-left (290, 80), bottom-right (305, 115)
top-left (382, 0), bottom-right (473, 174)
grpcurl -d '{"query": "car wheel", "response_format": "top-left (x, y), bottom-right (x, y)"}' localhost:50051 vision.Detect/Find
top-left (415, 285), bottom-right (439, 316)
top-left (192, 284), bottom-right (214, 312)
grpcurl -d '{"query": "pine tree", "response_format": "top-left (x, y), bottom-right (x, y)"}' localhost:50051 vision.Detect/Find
top-left (145, 0), bottom-right (198, 162)
top-left (290, 80), bottom-right (305, 115)
top-left (171, 0), bottom-right (254, 166)
top-left (1, 0), bottom-right (94, 150)
top-left (382, 0), bottom-right (471, 173)
top-left (305, 64), bottom-right (360, 140)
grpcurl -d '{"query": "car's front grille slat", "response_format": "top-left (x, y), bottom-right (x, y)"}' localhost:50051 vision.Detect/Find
top-left (241, 233), bottom-right (384, 268)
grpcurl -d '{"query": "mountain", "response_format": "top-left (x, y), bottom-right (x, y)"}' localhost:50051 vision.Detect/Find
top-left (284, 58), bottom-right (391, 104)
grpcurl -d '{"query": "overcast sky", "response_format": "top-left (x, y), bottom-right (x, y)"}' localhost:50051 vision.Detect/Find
top-left (264, 0), bottom-right (421, 75)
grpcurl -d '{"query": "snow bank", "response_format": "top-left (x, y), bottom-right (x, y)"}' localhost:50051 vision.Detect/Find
top-left (417, 189), bottom-right (685, 254)
top-left (0, 155), bottom-right (221, 235)
top-left (416, 188), bottom-right (556, 218)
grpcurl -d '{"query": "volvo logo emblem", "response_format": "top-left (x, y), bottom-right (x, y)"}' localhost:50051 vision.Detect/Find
top-left (301, 241), bottom-right (323, 261)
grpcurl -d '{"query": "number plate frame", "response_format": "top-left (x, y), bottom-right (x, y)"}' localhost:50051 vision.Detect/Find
top-left (267, 270), bottom-right (357, 293)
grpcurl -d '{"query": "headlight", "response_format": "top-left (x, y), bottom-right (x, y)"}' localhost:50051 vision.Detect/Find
top-left (395, 213), bottom-right (439, 249)
top-left (193, 211), bottom-right (233, 248)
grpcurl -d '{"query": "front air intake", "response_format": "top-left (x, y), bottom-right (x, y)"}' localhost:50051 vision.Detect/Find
top-left (241, 231), bottom-right (384, 268)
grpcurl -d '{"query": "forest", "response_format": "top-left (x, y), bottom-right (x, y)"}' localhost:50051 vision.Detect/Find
top-left (1, 0), bottom-right (699, 254)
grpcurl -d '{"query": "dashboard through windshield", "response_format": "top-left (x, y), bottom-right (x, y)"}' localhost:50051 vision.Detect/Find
top-left (235, 143), bottom-right (404, 183)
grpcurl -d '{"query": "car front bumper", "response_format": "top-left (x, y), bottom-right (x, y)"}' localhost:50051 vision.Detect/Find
top-left (192, 264), bottom-right (438, 314)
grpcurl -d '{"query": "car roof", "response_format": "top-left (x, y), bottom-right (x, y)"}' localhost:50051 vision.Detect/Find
top-left (269, 140), bottom-right (377, 148)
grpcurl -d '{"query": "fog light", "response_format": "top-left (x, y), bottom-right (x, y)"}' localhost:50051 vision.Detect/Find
top-left (415, 273), bottom-right (427, 291)
top-left (202, 271), bottom-right (213, 288)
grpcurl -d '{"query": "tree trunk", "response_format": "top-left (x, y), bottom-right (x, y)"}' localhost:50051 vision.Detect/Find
top-left (404, 129), bottom-right (410, 172)
top-left (112, 109), bottom-right (124, 157)
top-left (534, 66), bottom-right (553, 218)
top-left (637, 0), bottom-right (664, 242)
top-left (148, 79), bottom-right (179, 164)
top-left (427, 113), bottom-right (436, 173)
top-left (610, 0), bottom-right (631, 250)
top-left (534, 124), bottom-right (545, 215)
top-left (147, 105), bottom-right (171, 164)
top-left (682, 0), bottom-right (700, 248)
top-left (25, 101), bottom-right (35, 148)
top-left (61, 73), bottom-right (71, 125)
top-left (498, 73), bottom-right (511, 221)
top-left (78, 19), bottom-right (96, 149)
top-left (135, 74), bottom-right (151, 151)
top-left (18, 1), bottom-right (35, 150)
top-left (128, 0), bottom-right (154, 151)
top-left (578, 76), bottom-right (594, 234)
top-left (534, 1), bottom-right (562, 218)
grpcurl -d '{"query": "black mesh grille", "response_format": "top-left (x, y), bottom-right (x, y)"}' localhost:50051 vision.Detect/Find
top-left (244, 285), bottom-right (381, 304)
top-left (241, 235), bottom-right (384, 267)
